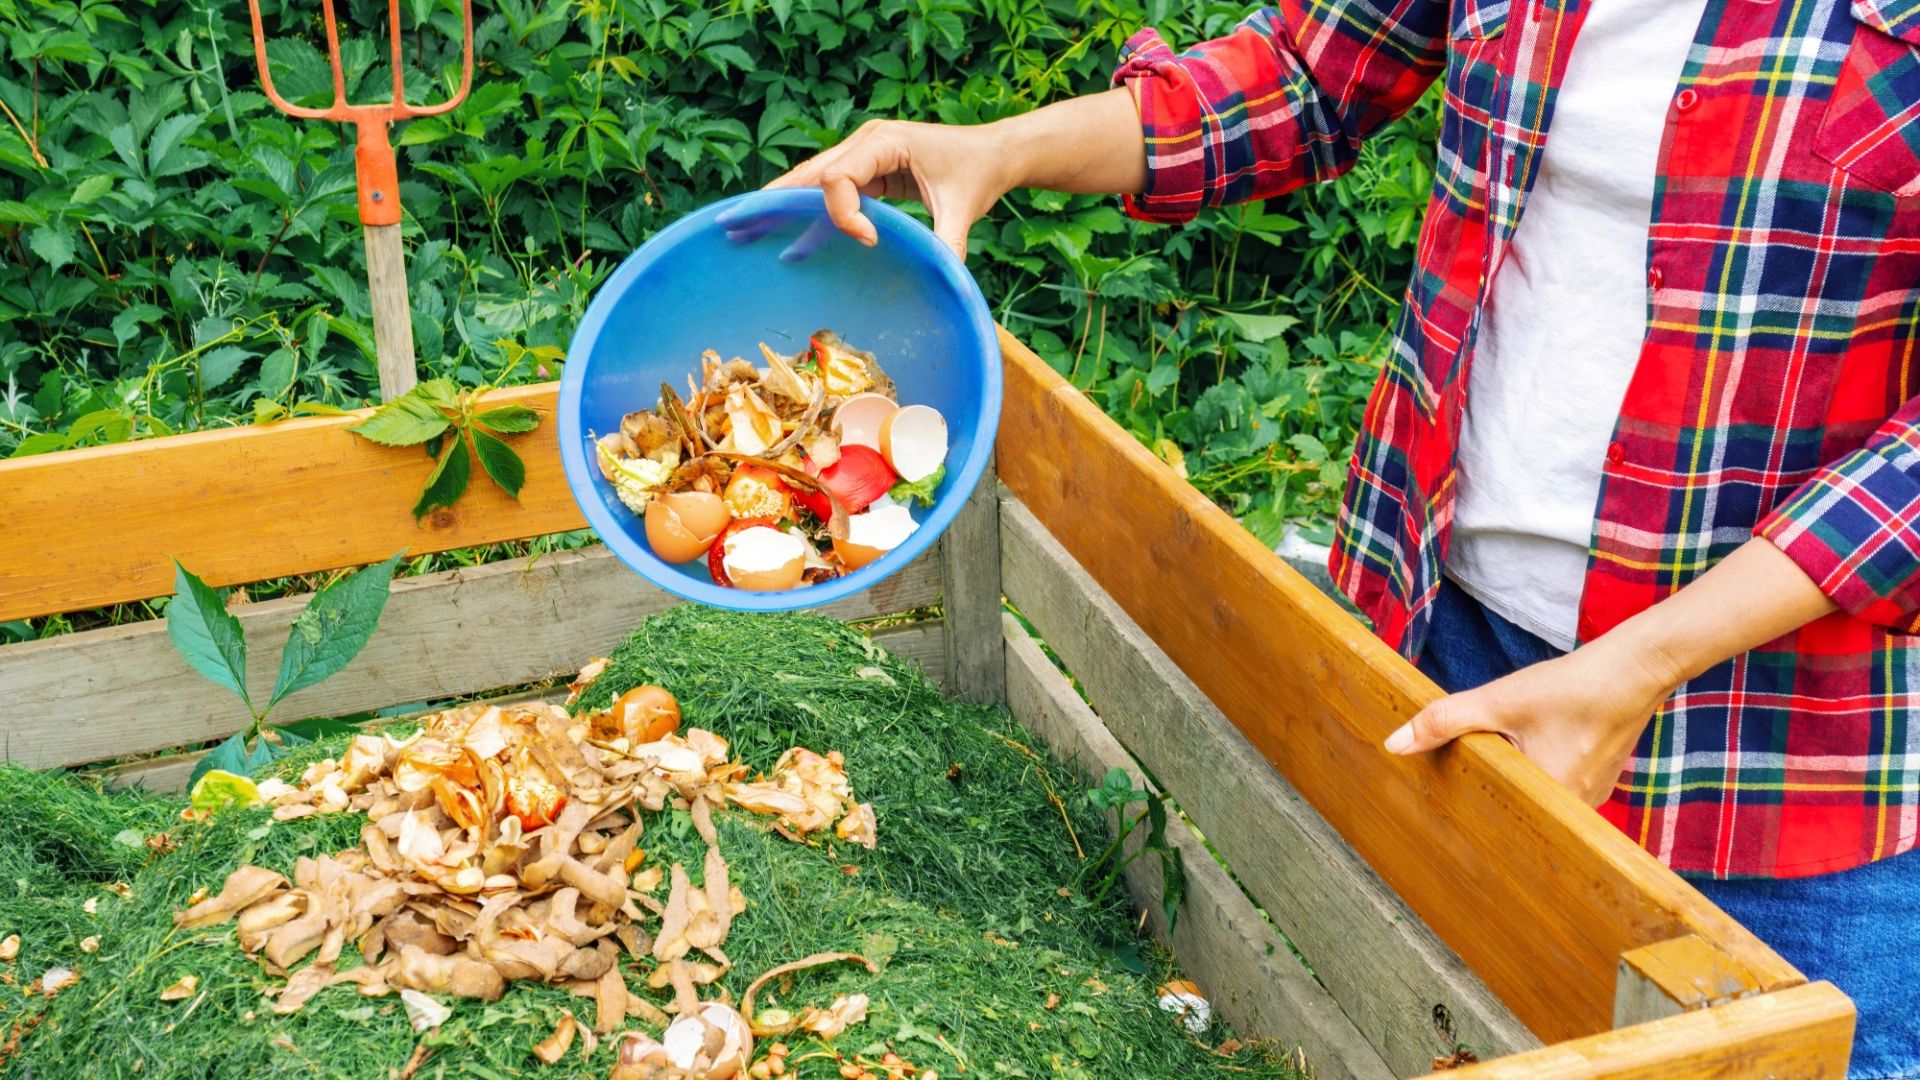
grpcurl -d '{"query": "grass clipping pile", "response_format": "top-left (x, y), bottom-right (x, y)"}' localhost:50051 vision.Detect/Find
top-left (0, 608), bottom-right (1307, 1080)
top-left (177, 667), bottom-right (883, 1078)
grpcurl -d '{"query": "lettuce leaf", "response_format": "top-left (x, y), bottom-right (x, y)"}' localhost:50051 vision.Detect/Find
top-left (888, 464), bottom-right (946, 508)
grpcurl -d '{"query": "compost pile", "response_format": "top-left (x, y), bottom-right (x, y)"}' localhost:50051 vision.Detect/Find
top-left (0, 608), bottom-right (1307, 1080)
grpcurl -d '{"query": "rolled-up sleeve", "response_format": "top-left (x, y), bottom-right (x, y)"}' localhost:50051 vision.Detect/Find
top-left (1760, 401), bottom-right (1920, 632)
top-left (1113, 3), bottom-right (1446, 224)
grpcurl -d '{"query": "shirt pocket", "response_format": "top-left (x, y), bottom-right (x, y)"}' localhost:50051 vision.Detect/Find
top-left (1815, 0), bottom-right (1920, 198)
top-left (1451, 0), bottom-right (1510, 41)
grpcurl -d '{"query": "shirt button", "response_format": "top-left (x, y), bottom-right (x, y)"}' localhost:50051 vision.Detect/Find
top-left (1675, 88), bottom-right (1700, 112)
top-left (1647, 266), bottom-right (1664, 290)
top-left (1607, 442), bottom-right (1626, 465)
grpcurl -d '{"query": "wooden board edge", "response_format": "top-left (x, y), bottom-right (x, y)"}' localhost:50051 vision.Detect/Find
top-left (5, 543), bottom-right (944, 770)
top-left (1612, 934), bottom-right (1771, 1028)
top-left (939, 458), bottom-right (1006, 704)
top-left (0, 382), bottom-right (578, 622)
top-left (99, 620), bottom-right (950, 794)
top-left (1434, 981), bottom-right (1853, 1079)
top-left (1002, 615), bottom-right (1397, 1080)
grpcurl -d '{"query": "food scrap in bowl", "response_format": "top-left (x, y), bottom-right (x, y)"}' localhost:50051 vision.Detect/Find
top-left (592, 331), bottom-right (949, 591)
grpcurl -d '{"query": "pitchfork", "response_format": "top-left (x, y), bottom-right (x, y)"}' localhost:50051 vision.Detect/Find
top-left (244, 0), bottom-right (475, 400)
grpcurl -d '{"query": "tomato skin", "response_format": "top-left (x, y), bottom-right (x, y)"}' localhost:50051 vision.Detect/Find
top-left (798, 445), bottom-right (897, 520)
top-left (706, 516), bottom-right (780, 588)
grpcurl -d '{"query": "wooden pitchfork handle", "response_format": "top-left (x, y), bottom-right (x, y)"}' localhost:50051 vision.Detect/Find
top-left (244, 0), bottom-right (475, 401)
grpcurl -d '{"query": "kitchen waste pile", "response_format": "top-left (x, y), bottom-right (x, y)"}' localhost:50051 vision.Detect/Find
top-left (0, 608), bottom-right (1307, 1080)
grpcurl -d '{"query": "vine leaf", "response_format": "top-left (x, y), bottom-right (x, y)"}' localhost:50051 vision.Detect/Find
top-left (413, 432), bottom-right (473, 518)
top-left (268, 549), bottom-right (405, 709)
top-left (166, 561), bottom-right (253, 713)
top-left (347, 382), bottom-right (540, 520)
top-left (471, 428), bottom-right (525, 497)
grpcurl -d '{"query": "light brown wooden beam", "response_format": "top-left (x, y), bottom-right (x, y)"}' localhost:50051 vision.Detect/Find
top-left (991, 329), bottom-right (1801, 1043)
top-left (1435, 981), bottom-right (1852, 1079)
top-left (0, 383), bottom-right (580, 622)
top-left (2, 543), bottom-right (943, 770)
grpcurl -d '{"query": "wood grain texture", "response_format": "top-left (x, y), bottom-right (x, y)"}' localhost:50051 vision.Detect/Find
top-left (102, 620), bottom-right (949, 792)
top-left (1439, 982), bottom-right (1853, 1080)
top-left (1001, 496), bottom-right (1534, 1074)
top-left (1612, 935), bottom-right (1770, 1028)
top-left (991, 328), bottom-right (1801, 1044)
top-left (363, 223), bottom-right (419, 401)
top-left (3, 543), bottom-right (943, 770)
top-left (1003, 615), bottom-right (1396, 1080)
top-left (0, 383), bottom-right (577, 623)
top-left (939, 459), bottom-right (1006, 704)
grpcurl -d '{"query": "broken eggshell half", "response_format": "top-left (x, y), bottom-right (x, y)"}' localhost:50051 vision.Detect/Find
top-left (880, 404), bottom-right (947, 484)
top-left (719, 525), bottom-right (808, 592)
top-left (829, 392), bottom-right (898, 452)
top-left (645, 492), bottom-right (730, 564)
top-left (831, 500), bottom-right (919, 571)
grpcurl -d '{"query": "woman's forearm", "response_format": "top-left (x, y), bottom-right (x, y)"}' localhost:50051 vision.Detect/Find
top-left (1598, 538), bottom-right (1838, 688)
top-left (992, 86), bottom-right (1147, 196)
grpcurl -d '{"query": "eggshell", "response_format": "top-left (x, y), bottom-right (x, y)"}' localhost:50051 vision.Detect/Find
top-left (831, 502), bottom-right (918, 570)
top-left (880, 404), bottom-right (948, 483)
top-left (830, 393), bottom-right (899, 451)
top-left (645, 492), bottom-right (728, 563)
top-left (721, 526), bottom-right (807, 591)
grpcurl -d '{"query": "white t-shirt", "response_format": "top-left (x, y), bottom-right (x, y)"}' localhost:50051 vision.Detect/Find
top-left (1446, 0), bottom-right (1707, 651)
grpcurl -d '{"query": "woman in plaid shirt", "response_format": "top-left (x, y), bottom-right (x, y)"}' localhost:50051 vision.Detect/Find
top-left (771, 0), bottom-right (1920, 1071)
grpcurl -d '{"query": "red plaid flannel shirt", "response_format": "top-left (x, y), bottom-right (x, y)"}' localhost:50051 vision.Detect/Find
top-left (1116, 0), bottom-right (1920, 878)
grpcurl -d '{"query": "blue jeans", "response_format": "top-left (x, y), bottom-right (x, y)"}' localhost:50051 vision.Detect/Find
top-left (1418, 578), bottom-right (1920, 1079)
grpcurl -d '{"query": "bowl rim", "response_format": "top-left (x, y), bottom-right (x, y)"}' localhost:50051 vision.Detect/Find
top-left (557, 187), bottom-right (1002, 612)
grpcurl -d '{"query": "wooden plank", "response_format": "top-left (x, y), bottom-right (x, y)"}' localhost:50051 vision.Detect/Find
top-left (1, 542), bottom-right (943, 770)
top-left (1003, 615), bottom-right (1396, 1080)
top-left (1001, 497), bottom-right (1535, 1074)
top-left (1612, 935), bottom-right (1768, 1028)
top-left (939, 459), bottom-right (1006, 704)
top-left (103, 621), bottom-right (948, 793)
top-left (991, 329), bottom-right (1802, 1044)
top-left (0, 383), bottom-right (579, 622)
top-left (1441, 982), bottom-right (1853, 1079)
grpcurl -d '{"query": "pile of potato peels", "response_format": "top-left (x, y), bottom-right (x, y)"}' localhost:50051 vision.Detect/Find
top-left (173, 661), bottom-right (879, 1078)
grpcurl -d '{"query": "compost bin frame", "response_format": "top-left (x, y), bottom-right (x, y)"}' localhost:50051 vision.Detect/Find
top-left (0, 330), bottom-right (1854, 1078)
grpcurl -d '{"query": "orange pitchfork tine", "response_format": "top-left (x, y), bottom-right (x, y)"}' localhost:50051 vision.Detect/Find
top-left (244, 0), bottom-right (476, 400)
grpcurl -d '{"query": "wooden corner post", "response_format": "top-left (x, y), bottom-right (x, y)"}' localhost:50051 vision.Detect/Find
top-left (940, 458), bottom-right (1006, 703)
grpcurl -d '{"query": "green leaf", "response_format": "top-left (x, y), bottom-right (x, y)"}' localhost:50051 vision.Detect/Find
top-left (267, 549), bottom-right (404, 709)
top-left (187, 735), bottom-right (251, 790)
top-left (470, 428), bottom-right (526, 498)
top-left (886, 463), bottom-right (945, 508)
top-left (28, 226), bottom-right (74, 270)
top-left (347, 392), bottom-right (451, 447)
top-left (166, 561), bottom-right (252, 713)
top-left (197, 346), bottom-right (251, 392)
top-left (1159, 847), bottom-right (1186, 932)
top-left (413, 433), bottom-right (472, 519)
top-left (187, 768), bottom-right (262, 812)
top-left (472, 403), bottom-right (540, 434)
top-left (1287, 432), bottom-right (1329, 463)
top-left (71, 176), bottom-right (112, 205)
top-left (1218, 311), bottom-right (1300, 343)
top-left (412, 379), bottom-right (459, 409)
top-left (9, 432), bottom-right (67, 458)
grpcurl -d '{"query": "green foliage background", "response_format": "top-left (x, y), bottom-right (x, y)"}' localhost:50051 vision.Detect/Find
top-left (0, 0), bottom-right (1437, 543)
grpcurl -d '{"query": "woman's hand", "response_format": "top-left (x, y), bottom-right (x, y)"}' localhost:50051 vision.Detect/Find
top-left (765, 87), bottom-right (1148, 261)
top-left (1383, 538), bottom-right (1839, 805)
top-left (766, 119), bottom-right (1017, 260)
top-left (1384, 635), bottom-right (1681, 805)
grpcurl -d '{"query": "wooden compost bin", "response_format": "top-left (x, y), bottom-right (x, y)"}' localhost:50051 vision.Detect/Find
top-left (0, 330), bottom-right (1855, 1078)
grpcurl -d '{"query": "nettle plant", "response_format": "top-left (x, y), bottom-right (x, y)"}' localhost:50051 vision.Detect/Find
top-left (166, 551), bottom-right (404, 791)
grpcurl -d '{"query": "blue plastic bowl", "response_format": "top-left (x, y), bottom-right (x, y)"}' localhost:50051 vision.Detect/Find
top-left (558, 188), bottom-right (1001, 612)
